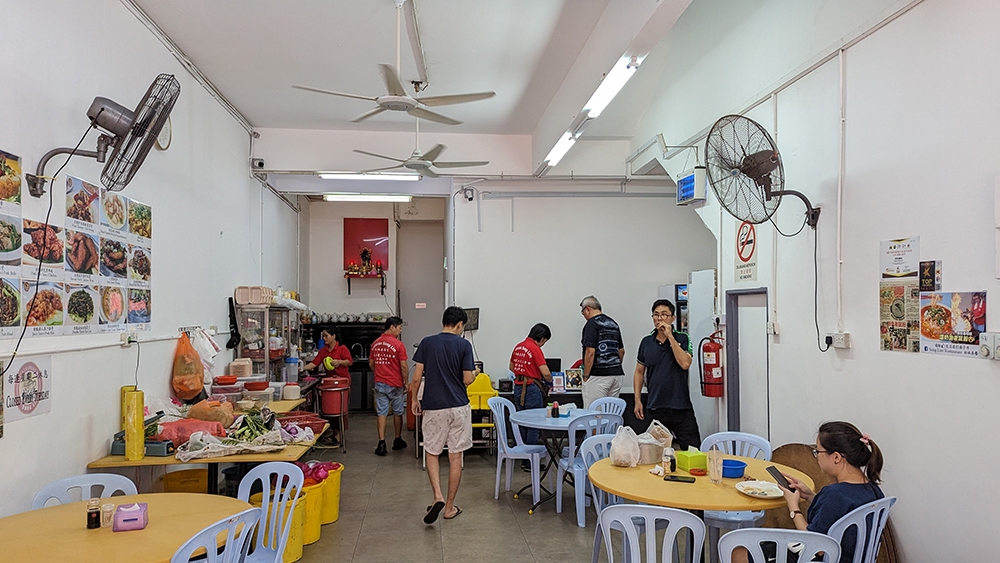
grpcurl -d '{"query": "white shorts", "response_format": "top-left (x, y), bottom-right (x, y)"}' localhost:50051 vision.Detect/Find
top-left (582, 375), bottom-right (624, 408)
top-left (421, 404), bottom-right (473, 455)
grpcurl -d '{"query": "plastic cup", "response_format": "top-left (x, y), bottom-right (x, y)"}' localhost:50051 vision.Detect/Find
top-left (100, 503), bottom-right (115, 527)
top-left (707, 445), bottom-right (723, 484)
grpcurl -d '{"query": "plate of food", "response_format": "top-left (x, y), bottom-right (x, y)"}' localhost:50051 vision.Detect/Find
top-left (127, 288), bottom-right (151, 323)
top-left (0, 218), bottom-right (22, 261)
top-left (735, 480), bottom-right (784, 499)
top-left (23, 281), bottom-right (63, 326)
top-left (66, 179), bottom-right (99, 224)
top-left (920, 301), bottom-right (951, 340)
top-left (0, 152), bottom-right (21, 204)
top-left (66, 286), bottom-right (98, 325)
top-left (102, 192), bottom-right (126, 230)
top-left (100, 286), bottom-right (125, 324)
top-left (22, 221), bottom-right (63, 265)
top-left (128, 201), bottom-right (151, 238)
top-left (66, 231), bottom-right (99, 274)
top-left (0, 278), bottom-right (20, 326)
top-left (100, 238), bottom-right (127, 277)
top-left (128, 247), bottom-right (151, 281)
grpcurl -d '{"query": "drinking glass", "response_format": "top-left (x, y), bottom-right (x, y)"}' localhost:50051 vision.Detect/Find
top-left (100, 503), bottom-right (115, 527)
top-left (707, 445), bottom-right (723, 484)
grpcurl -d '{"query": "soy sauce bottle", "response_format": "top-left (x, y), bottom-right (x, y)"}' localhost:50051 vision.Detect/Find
top-left (86, 498), bottom-right (101, 529)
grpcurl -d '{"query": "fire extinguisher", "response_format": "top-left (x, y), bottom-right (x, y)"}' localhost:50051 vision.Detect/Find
top-left (698, 330), bottom-right (725, 398)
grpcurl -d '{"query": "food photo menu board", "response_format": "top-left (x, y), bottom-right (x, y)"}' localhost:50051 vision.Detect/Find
top-left (0, 162), bottom-right (153, 338)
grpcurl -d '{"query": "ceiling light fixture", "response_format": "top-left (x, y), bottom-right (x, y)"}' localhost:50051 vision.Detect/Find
top-left (543, 132), bottom-right (577, 167)
top-left (323, 193), bottom-right (413, 202)
top-left (318, 172), bottom-right (420, 181)
top-left (584, 55), bottom-right (640, 118)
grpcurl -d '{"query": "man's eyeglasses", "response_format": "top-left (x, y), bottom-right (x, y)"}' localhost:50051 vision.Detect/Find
top-left (811, 448), bottom-right (831, 458)
top-left (652, 313), bottom-right (674, 319)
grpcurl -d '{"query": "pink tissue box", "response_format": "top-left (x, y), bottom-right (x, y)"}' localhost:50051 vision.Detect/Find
top-left (113, 503), bottom-right (148, 532)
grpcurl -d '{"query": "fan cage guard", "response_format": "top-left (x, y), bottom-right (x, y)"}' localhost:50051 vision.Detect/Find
top-left (705, 114), bottom-right (784, 225)
top-left (102, 74), bottom-right (180, 192)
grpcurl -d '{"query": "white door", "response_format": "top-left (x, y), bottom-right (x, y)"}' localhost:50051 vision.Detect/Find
top-left (736, 293), bottom-right (769, 439)
top-left (397, 221), bottom-right (445, 362)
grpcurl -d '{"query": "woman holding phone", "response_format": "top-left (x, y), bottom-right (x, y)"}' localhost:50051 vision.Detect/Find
top-left (736, 421), bottom-right (886, 563)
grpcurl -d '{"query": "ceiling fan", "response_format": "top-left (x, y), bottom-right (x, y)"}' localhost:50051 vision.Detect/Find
top-left (291, 0), bottom-right (494, 125)
top-left (354, 120), bottom-right (488, 177)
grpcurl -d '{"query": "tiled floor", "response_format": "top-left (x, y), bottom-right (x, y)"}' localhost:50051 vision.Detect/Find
top-left (301, 413), bottom-right (618, 563)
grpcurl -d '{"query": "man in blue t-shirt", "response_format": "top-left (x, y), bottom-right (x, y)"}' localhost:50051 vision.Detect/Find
top-left (632, 299), bottom-right (701, 450)
top-left (410, 306), bottom-right (476, 524)
top-left (579, 295), bottom-right (626, 408)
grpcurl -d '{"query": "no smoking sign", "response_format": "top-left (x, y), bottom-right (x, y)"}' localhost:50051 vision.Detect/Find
top-left (735, 221), bottom-right (757, 281)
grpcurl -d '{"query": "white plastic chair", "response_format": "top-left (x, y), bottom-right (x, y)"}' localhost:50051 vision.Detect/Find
top-left (32, 473), bottom-right (137, 509)
top-left (237, 462), bottom-right (304, 563)
top-left (598, 504), bottom-right (706, 563)
top-left (700, 432), bottom-right (773, 563)
top-left (170, 507), bottom-right (261, 563)
top-left (718, 528), bottom-right (841, 563)
top-left (557, 412), bottom-right (623, 527)
top-left (591, 396), bottom-right (627, 416)
top-left (488, 396), bottom-right (550, 504)
top-left (827, 496), bottom-right (896, 563)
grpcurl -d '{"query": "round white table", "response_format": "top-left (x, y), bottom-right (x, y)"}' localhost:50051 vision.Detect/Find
top-left (508, 407), bottom-right (599, 512)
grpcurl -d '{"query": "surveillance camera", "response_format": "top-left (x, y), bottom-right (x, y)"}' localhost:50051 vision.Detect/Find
top-left (463, 188), bottom-right (474, 201)
top-left (250, 158), bottom-right (265, 169)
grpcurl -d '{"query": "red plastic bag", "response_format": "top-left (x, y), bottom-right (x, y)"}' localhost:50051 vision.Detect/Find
top-left (151, 419), bottom-right (225, 446)
top-left (171, 333), bottom-right (204, 400)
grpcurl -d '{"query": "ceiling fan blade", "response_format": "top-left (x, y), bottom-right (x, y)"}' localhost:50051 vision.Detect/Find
top-left (422, 144), bottom-right (446, 162)
top-left (351, 107), bottom-right (388, 123)
top-left (407, 106), bottom-right (461, 125)
top-left (292, 84), bottom-right (376, 102)
top-left (416, 91), bottom-right (496, 107)
top-left (361, 165), bottom-right (406, 173)
top-left (353, 149), bottom-right (407, 163)
top-left (432, 160), bottom-right (490, 168)
top-left (378, 64), bottom-right (408, 96)
top-left (421, 168), bottom-right (440, 178)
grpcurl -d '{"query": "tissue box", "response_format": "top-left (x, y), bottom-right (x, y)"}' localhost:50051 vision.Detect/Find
top-left (113, 503), bottom-right (148, 532)
top-left (676, 450), bottom-right (707, 471)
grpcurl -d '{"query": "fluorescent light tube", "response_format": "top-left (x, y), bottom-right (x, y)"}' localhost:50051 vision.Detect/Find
top-left (323, 194), bottom-right (413, 202)
top-left (318, 172), bottom-right (420, 181)
top-left (583, 56), bottom-right (639, 118)
top-left (544, 132), bottom-right (576, 166)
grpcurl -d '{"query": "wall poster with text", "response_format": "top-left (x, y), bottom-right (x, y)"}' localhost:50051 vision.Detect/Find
top-left (919, 291), bottom-right (986, 357)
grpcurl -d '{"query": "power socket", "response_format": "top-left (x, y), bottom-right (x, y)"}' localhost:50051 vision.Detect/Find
top-left (830, 332), bottom-right (851, 349)
top-left (766, 321), bottom-right (780, 335)
top-left (120, 331), bottom-right (138, 347)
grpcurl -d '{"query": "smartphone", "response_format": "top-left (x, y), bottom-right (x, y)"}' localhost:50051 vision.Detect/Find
top-left (663, 475), bottom-right (696, 483)
top-left (766, 465), bottom-right (794, 490)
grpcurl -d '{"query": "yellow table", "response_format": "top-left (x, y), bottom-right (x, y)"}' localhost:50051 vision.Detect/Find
top-left (236, 398), bottom-right (305, 414)
top-left (0, 493), bottom-right (250, 562)
top-left (88, 424), bottom-right (328, 494)
top-left (587, 456), bottom-right (813, 511)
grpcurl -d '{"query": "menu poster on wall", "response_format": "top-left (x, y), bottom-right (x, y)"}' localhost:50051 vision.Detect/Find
top-left (3, 355), bottom-right (52, 423)
top-left (23, 280), bottom-right (63, 337)
top-left (127, 288), bottom-right (151, 331)
top-left (0, 150), bottom-right (22, 209)
top-left (65, 176), bottom-right (99, 235)
top-left (64, 284), bottom-right (99, 335)
top-left (0, 212), bottom-right (22, 278)
top-left (879, 280), bottom-right (920, 352)
top-left (99, 286), bottom-right (127, 333)
top-left (21, 220), bottom-right (64, 283)
top-left (880, 237), bottom-right (919, 278)
top-left (0, 277), bottom-right (21, 338)
top-left (919, 291), bottom-right (986, 357)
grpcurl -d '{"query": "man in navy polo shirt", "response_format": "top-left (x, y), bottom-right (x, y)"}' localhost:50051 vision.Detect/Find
top-left (632, 299), bottom-right (701, 450)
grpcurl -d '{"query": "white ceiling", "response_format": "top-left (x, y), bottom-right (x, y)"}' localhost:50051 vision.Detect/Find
top-left (134, 0), bottom-right (622, 135)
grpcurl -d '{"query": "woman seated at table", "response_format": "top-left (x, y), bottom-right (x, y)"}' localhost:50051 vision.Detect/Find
top-left (735, 421), bottom-right (885, 563)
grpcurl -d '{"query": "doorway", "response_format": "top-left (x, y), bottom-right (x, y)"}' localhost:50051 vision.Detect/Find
top-left (724, 288), bottom-right (770, 439)
top-left (396, 221), bottom-right (445, 357)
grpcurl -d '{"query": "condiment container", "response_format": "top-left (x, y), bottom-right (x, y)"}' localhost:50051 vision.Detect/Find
top-left (101, 503), bottom-right (115, 527)
top-left (283, 383), bottom-right (301, 400)
top-left (87, 498), bottom-right (101, 529)
top-left (662, 447), bottom-right (676, 474)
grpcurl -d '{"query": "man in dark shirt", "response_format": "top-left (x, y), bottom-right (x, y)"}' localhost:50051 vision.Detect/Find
top-left (632, 299), bottom-right (701, 450)
top-left (410, 306), bottom-right (476, 524)
top-left (579, 295), bottom-right (625, 408)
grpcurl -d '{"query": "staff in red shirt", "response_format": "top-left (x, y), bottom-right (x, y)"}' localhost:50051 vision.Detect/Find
top-left (304, 328), bottom-right (353, 379)
top-left (369, 317), bottom-right (409, 456)
top-left (509, 323), bottom-right (552, 451)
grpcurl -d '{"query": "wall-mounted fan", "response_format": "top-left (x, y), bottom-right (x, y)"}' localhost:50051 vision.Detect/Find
top-left (704, 114), bottom-right (819, 228)
top-left (26, 73), bottom-right (181, 196)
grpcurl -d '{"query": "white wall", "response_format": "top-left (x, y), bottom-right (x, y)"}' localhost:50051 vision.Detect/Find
top-left (306, 201), bottom-right (397, 316)
top-left (0, 1), bottom-right (297, 516)
top-left (454, 183), bottom-right (716, 389)
top-left (636, 0), bottom-right (1000, 558)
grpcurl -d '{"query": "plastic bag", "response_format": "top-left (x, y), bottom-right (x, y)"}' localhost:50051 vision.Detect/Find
top-left (636, 432), bottom-right (665, 465)
top-left (645, 419), bottom-right (675, 448)
top-left (188, 399), bottom-right (235, 428)
top-left (609, 426), bottom-right (641, 467)
top-left (190, 329), bottom-right (221, 372)
top-left (171, 333), bottom-right (205, 400)
top-left (151, 419), bottom-right (225, 447)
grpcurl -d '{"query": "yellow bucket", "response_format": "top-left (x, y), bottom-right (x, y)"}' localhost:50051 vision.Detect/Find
top-left (320, 465), bottom-right (345, 524)
top-left (250, 489), bottom-right (306, 563)
top-left (162, 469), bottom-right (207, 494)
top-left (302, 482), bottom-right (323, 545)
